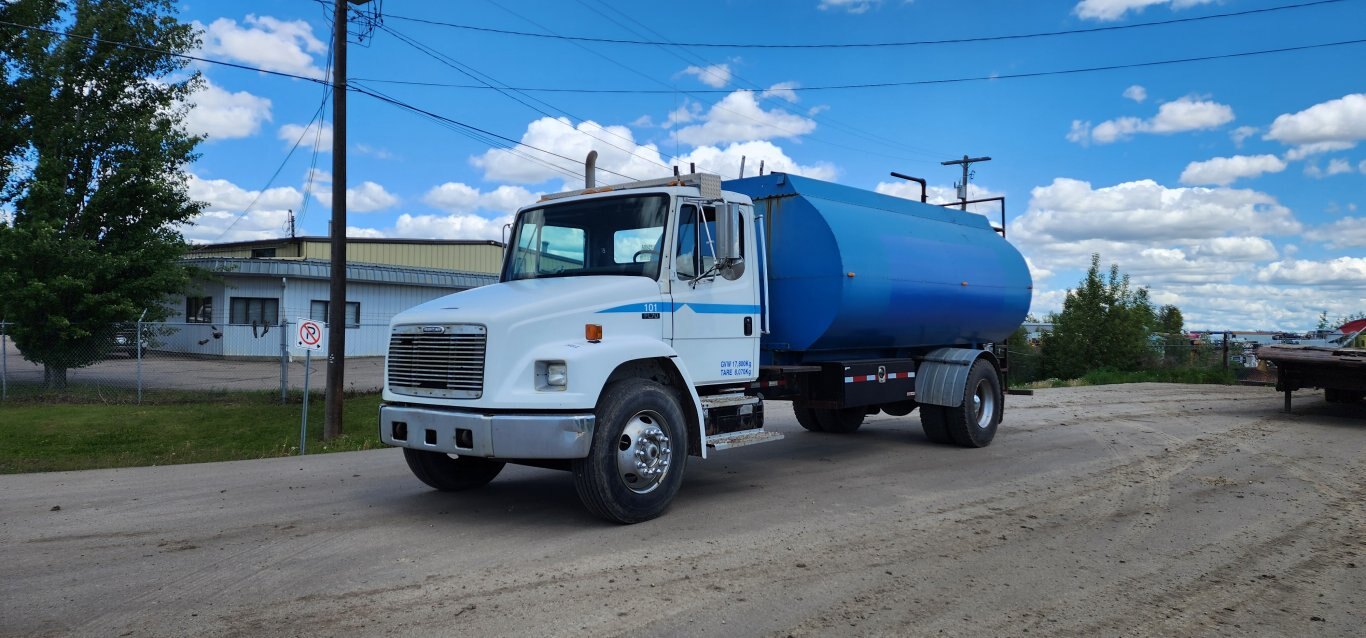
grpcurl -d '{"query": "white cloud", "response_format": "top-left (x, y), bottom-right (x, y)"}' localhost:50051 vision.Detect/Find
top-left (1074, 0), bottom-right (1218, 21)
top-left (675, 140), bottom-right (837, 181)
top-left (1179, 154), bottom-right (1287, 186)
top-left (1305, 217), bottom-right (1366, 249)
top-left (1256, 257), bottom-right (1366, 287)
top-left (181, 173), bottom-right (304, 243)
top-left (1073, 96), bottom-right (1234, 145)
top-left (762, 82), bottom-right (801, 103)
top-left (1123, 85), bottom-right (1147, 103)
top-left (472, 117), bottom-right (670, 186)
top-left (311, 180), bottom-right (399, 212)
top-left (1188, 236), bottom-right (1278, 261)
top-left (187, 173), bottom-right (302, 211)
top-left (1265, 94), bottom-right (1366, 153)
top-left (1326, 158), bottom-right (1354, 175)
top-left (1229, 125), bottom-right (1258, 147)
top-left (183, 79), bottom-right (271, 140)
top-left (423, 182), bottom-right (539, 216)
top-left (197, 15), bottom-right (327, 80)
top-left (278, 121), bottom-right (332, 153)
top-left (673, 90), bottom-right (818, 146)
top-left (1015, 178), bottom-right (1299, 244)
top-left (393, 212), bottom-right (514, 241)
top-left (874, 180), bottom-right (1004, 216)
top-left (354, 144), bottom-right (394, 160)
top-left (818, 0), bottom-right (881, 14)
top-left (681, 63), bottom-right (731, 89)
top-left (1283, 140), bottom-right (1354, 161)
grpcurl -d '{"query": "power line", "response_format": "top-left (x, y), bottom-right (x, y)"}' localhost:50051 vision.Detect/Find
top-left (214, 25), bottom-right (337, 241)
top-left (0, 19), bottom-right (330, 86)
top-left (569, 0), bottom-right (948, 163)
top-left (350, 83), bottom-right (643, 183)
top-left (377, 23), bottom-right (670, 179)
top-left (386, 0), bottom-right (1349, 49)
top-left (350, 37), bottom-right (1366, 94)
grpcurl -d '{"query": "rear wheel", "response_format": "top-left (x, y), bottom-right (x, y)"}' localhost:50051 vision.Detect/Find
top-left (942, 360), bottom-right (1002, 448)
top-left (573, 379), bottom-right (688, 524)
top-left (919, 405), bottom-right (953, 444)
top-left (793, 404), bottom-right (825, 432)
top-left (403, 449), bottom-right (505, 491)
top-left (815, 407), bottom-right (864, 434)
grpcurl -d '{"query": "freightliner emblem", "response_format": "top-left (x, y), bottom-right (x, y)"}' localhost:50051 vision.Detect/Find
top-left (420, 326), bottom-right (445, 333)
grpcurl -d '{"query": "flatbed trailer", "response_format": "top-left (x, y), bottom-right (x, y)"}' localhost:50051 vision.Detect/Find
top-left (1257, 344), bottom-right (1366, 411)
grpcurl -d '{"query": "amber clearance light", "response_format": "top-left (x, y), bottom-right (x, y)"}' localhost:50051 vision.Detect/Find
top-left (585, 324), bottom-right (603, 342)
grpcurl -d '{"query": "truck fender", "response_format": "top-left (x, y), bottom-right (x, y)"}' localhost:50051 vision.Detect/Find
top-left (588, 338), bottom-right (708, 460)
top-left (915, 348), bottom-right (999, 407)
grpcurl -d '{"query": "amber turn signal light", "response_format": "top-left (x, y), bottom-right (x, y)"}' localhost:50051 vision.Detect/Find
top-left (585, 324), bottom-right (603, 342)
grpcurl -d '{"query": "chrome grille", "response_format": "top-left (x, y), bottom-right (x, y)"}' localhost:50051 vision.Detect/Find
top-left (387, 324), bottom-right (487, 399)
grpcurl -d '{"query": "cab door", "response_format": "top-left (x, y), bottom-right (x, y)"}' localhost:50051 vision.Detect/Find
top-left (669, 200), bottom-right (760, 385)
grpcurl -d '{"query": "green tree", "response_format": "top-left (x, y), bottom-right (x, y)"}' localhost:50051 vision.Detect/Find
top-left (1040, 254), bottom-right (1158, 380)
top-left (0, 0), bottom-right (202, 388)
top-left (1156, 305), bottom-right (1184, 335)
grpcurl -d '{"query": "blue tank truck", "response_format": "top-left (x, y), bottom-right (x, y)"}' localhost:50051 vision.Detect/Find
top-left (379, 169), bottom-right (1032, 523)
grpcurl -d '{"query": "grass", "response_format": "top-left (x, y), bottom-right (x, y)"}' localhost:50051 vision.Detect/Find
top-left (0, 390), bottom-right (384, 474)
top-left (1014, 366), bottom-right (1238, 390)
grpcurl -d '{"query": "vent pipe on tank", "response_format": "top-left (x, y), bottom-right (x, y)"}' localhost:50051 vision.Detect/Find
top-left (890, 172), bottom-right (928, 203)
top-left (584, 151), bottom-right (598, 188)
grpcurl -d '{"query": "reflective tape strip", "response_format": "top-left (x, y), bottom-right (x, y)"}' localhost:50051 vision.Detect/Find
top-left (843, 372), bottom-right (916, 384)
top-left (747, 379), bottom-right (786, 389)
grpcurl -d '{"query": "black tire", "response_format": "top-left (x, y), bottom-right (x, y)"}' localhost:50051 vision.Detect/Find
top-left (793, 404), bottom-right (825, 432)
top-left (573, 379), bottom-right (688, 524)
top-left (1326, 388), bottom-right (1343, 403)
top-left (815, 407), bottom-right (864, 434)
top-left (403, 448), bottom-right (505, 491)
top-left (942, 359), bottom-right (1002, 448)
top-left (919, 405), bottom-right (953, 444)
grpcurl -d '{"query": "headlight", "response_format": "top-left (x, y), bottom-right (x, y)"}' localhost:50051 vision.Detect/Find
top-left (546, 363), bottom-right (568, 386)
top-left (536, 360), bottom-right (568, 391)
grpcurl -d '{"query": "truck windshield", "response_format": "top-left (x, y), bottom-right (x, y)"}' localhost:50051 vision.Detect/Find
top-left (502, 194), bottom-right (669, 282)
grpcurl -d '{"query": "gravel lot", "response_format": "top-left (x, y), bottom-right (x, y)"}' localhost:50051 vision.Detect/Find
top-left (2, 383), bottom-right (1362, 637)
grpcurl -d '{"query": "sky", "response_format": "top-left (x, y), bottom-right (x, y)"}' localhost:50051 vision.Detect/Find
top-left (167, 0), bottom-right (1366, 332)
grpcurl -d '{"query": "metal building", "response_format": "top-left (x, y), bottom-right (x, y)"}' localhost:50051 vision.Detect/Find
top-left (165, 238), bottom-right (501, 358)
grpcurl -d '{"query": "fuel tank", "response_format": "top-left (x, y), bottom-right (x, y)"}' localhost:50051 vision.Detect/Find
top-left (724, 173), bottom-right (1032, 362)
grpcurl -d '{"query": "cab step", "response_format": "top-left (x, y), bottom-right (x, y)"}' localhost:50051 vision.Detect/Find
top-left (705, 428), bottom-right (784, 451)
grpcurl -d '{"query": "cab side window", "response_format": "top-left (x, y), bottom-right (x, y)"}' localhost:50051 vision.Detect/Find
top-left (676, 204), bottom-right (743, 281)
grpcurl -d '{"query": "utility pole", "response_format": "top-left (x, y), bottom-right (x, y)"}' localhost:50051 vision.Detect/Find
top-left (941, 154), bottom-right (991, 211)
top-left (324, 0), bottom-right (360, 441)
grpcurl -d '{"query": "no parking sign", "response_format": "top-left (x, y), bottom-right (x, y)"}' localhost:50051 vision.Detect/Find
top-left (295, 318), bottom-right (325, 352)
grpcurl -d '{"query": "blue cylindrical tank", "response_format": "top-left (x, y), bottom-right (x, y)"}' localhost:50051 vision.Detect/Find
top-left (725, 173), bottom-right (1032, 362)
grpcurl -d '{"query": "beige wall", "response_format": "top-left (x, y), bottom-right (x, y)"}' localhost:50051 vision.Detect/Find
top-left (299, 241), bottom-right (503, 274)
top-left (189, 241), bottom-right (505, 274)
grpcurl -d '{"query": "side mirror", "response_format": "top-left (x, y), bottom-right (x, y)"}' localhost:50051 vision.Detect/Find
top-left (716, 203), bottom-right (745, 281)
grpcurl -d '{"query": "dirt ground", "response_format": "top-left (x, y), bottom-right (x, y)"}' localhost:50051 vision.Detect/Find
top-left (2, 383), bottom-right (1362, 637)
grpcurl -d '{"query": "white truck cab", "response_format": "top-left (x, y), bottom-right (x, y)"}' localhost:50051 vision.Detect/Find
top-left (381, 173), bottom-right (767, 523)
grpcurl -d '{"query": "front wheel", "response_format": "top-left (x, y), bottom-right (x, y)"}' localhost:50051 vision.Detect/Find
top-left (573, 379), bottom-right (688, 524)
top-left (403, 449), bottom-right (505, 491)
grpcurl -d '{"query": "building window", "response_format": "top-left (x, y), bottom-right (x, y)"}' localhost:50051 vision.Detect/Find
top-left (250, 247), bottom-right (277, 258)
top-left (311, 300), bottom-right (360, 327)
top-left (186, 296), bottom-right (213, 323)
top-left (229, 297), bottom-right (279, 325)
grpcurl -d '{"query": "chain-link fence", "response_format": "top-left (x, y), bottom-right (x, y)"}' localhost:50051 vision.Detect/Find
top-left (1004, 338), bottom-right (1274, 387)
top-left (0, 320), bottom-right (386, 403)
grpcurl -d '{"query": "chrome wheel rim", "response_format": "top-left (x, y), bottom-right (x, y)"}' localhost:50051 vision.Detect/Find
top-left (615, 411), bottom-right (673, 494)
top-left (973, 381), bottom-right (995, 429)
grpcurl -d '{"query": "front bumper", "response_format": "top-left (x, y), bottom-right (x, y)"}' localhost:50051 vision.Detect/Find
top-left (379, 404), bottom-right (595, 459)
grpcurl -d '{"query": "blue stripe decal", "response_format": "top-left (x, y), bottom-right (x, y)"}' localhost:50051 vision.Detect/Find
top-left (597, 302), bottom-right (759, 314)
top-left (684, 303), bottom-right (762, 314)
